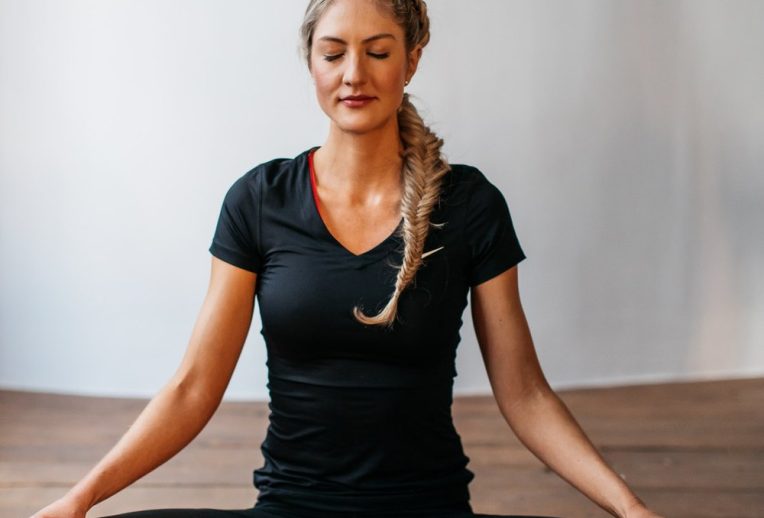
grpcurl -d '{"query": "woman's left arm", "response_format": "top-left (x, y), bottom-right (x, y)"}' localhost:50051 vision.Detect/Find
top-left (470, 265), bottom-right (663, 518)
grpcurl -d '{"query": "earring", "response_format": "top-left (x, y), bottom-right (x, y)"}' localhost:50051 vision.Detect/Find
top-left (405, 79), bottom-right (410, 86)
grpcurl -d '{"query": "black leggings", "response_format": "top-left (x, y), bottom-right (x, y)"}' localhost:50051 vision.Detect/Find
top-left (97, 501), bottom-right (558, 518)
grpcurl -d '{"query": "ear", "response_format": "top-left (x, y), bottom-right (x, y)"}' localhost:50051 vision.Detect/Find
top-left (406, 45), bottom-right (423, 80)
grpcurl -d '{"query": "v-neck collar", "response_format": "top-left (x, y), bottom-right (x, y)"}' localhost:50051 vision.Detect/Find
top-left (305, 146), bottom-right (403, 261)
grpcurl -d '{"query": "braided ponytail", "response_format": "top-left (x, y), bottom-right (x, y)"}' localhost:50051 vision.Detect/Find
top-left (352, 91), bottom-right (449, 328)
top-left (300, 0), bottom-right (450, 328)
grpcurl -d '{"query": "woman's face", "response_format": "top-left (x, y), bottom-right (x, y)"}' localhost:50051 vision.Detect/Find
top-left (309, 0), bottom-right (421, 135)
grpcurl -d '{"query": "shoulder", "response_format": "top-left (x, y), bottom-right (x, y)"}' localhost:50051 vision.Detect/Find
top-left (440, 162), bottom-right (503, 208)
top-left (444, 162), bottom-right (484, 183)
top-left (223, 147), bottom-right (313, 200)
top-left (443, 162), bottom-right (519, 232)
top-left (230, 155), bottom-right (291, 189)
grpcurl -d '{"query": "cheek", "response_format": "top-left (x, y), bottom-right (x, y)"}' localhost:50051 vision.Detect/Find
top-left (386, 70), bottom-right (405, 91)
top-left (315, 75), bottom-right (335, 94)
top-left (382, 63), bottom-right (407, 90)
top-left (311, 67), bottom-right (337, 98)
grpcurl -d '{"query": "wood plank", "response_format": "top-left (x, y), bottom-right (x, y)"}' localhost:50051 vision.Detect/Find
top-left (1, 377), bottom-right (762, 518)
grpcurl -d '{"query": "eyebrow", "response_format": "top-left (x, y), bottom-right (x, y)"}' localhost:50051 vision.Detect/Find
top-left (317, 33), bottom-right (396, 44)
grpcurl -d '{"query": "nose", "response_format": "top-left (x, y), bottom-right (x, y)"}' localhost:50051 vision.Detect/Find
top-left (342, 50), bottom-right (367, 86)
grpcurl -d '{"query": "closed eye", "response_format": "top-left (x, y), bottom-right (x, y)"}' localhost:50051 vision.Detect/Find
top-left (323, 52), bottom-right (390, 62)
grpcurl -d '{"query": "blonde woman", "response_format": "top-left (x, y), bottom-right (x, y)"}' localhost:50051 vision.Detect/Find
top-left (32, 1), bottom-right (664, 517)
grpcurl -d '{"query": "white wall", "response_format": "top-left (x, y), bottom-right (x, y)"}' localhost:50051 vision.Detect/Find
top-left (1, 0), bottom-right (762, 401)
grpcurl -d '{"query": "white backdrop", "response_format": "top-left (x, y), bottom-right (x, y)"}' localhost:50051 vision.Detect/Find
top-left (1, 0), bottom-right (762, 401)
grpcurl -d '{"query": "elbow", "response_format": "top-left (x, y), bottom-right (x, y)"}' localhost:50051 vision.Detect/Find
top-left (168, 373), bottom-right (224, 413)
top-left (496, 378), bottom-right (557, 424)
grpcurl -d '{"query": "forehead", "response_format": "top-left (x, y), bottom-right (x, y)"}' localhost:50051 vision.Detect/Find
top-left (314, 0), bottom-right (404, 43)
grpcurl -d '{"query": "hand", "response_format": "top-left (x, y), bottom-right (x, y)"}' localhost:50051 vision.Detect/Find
top-left (29, 495), bottom-right (88, 518)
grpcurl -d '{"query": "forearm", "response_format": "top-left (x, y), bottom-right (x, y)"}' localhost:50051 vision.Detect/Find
top-left (501, 387), bottom-right (644, 518)
top-left (64, 379), bottom-right (219, 510)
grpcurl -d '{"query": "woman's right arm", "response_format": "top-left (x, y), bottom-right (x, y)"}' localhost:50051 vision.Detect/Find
top-left (31, 257), bottom-right (258, 517)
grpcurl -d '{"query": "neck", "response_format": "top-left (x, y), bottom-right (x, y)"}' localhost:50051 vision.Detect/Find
top-left (313, 116), bottom-right (403, 205)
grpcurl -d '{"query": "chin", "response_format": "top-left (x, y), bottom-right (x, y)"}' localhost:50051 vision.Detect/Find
top-left (333, 111), bottom-right (396, 134)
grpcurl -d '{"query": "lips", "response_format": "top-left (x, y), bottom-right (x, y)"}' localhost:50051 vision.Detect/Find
top-left (340, 95), bottom-right (376, 108)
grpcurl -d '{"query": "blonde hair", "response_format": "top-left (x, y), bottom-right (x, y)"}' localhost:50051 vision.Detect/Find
top-left (300, 0), bottom-right (450, 328)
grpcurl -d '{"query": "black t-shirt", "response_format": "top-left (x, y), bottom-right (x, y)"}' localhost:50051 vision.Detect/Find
top-left (208, 145), bottom-right (526, 513)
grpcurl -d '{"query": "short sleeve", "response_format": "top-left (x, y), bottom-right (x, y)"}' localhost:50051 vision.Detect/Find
top-left (464, 169), bottom-right (526, 286)
top-left (208, 171), bottom-right (263, 273)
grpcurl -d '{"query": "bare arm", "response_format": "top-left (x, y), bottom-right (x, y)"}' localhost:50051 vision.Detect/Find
top-left (470, 266), bottom-right (663, 518)
top-left (39, 257), bottom-right (257, 514)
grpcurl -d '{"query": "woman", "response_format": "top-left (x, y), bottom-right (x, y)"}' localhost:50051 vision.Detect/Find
top-left (31, 1), bottom-right (664, 517)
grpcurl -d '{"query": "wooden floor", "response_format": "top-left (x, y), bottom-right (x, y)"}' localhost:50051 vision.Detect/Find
top-left (1, 378), bottom-right (762, 518)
